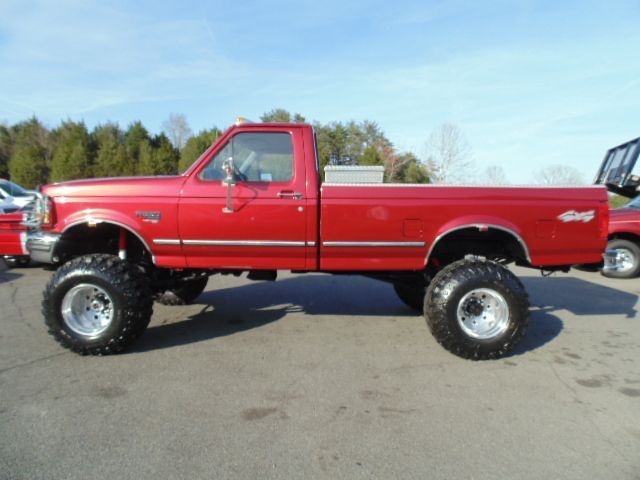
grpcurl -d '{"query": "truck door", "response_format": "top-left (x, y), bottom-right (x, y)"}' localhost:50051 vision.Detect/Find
top-left (178, 127), bottom-right (308, 269)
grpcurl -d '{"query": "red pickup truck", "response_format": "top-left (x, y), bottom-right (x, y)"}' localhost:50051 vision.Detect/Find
top-left (25, 120), bottom-right (609, 359)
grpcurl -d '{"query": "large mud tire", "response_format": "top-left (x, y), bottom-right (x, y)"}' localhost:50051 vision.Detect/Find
top-left (154, 276), bottom-right (208, 306)
top-left (42, 254), bottom-right (153, 355)
top-left (425, 258), bottom-right (529, 360)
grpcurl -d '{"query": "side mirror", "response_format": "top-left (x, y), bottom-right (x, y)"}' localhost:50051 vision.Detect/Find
top-left (222, 157), bottom-right (236, 213)
top-left (222, 157), bottom-right (237, 186)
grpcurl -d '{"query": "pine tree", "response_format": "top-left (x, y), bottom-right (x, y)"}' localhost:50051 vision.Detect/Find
top-left (0, 124), bottom-right (12, 178)
top-left (50, 121), bottom-right (92, 182)
top-left (153, 134), bottom-right (179, 175)
top-left (137, 139), bottom-right (155, 176)
top-left (179, 129), bottom-right (221, 172)
top-left (125, 121), bottom-right (150, 173)
top-left (94, 133), bottom-right (133, 178)
top-left (359, 145), bottom-right (384, 166)
top-left (9, 144), bottom-right (48, 188)
top-left (9, 117), bottom-right (50, 186)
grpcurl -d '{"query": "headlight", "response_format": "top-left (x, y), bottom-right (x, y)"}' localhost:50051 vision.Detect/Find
top-left (23, 194), bottom-right (54, 228)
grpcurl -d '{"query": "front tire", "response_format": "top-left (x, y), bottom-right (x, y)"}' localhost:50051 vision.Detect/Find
top-left (601, 239), bottom-right (640, 279)
top-left (425, 258), bottom-right (529, 360)
top-left (42, 254), bottom-right (153, 355)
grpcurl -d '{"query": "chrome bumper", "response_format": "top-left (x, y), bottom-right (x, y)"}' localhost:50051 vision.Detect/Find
top-left (26, 231), bottom-right (61, 264)
top-left (602, 249), bottom-right (620, 274)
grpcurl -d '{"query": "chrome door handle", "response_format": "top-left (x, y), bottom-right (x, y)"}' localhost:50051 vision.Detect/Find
top-left (277, 192), bottom-right (304, 199)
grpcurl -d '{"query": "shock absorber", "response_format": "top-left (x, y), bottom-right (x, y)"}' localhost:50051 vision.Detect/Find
top-left (118, 228), bottom-right (128, 260)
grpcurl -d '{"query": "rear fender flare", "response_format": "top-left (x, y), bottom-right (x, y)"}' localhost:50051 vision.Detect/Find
top-left (425, 217), bottom-right (531, 266)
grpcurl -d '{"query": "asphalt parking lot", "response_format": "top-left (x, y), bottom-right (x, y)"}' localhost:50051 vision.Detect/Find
top-left (0, 264), bottom-right (639, 480)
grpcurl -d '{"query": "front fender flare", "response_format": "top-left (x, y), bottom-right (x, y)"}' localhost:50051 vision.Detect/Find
top-left (59, 209), bottom-right (154, 261)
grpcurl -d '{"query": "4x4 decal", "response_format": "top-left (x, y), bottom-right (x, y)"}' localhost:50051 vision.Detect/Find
top-left (558, 210), bottom-right (595, 223)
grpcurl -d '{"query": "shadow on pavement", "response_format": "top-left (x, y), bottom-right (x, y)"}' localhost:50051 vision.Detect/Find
top-left (0, 270), bottom-right (22, 285)
top-left (522, 276), bottom-right (638, 318)
top-left (511, 309), bottom-right (564, 356)
top-left (133, 275), bottom-right (414, 353)
top-left (133, 273), bottom-right (638, 354)
top-left (509, 275), bottom-right (639, 355)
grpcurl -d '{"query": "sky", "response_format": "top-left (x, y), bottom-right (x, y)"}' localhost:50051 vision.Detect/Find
top-left (0, 0), bottom-right (639, 183)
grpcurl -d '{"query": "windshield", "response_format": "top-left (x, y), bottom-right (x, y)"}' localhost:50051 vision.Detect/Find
top-left (624, 196), bottom-right (640, 209)
top-left (0, 180), bottom-right (30, 197)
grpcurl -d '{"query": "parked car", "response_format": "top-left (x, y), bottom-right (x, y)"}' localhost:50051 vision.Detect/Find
top-left (0, 212), bottom-right (30, 267)
top-left (0, 196), bottom-right (21, 214)
top-left (593, 135), bottom-right (640, 278)
top-left (0, 179), bottom-right (36, 210)
top-left (601, 196), bottom-right (640, 278)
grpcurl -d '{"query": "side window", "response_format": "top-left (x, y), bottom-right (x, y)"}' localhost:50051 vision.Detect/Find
top-left (200, 132), bottom-right (293, 182)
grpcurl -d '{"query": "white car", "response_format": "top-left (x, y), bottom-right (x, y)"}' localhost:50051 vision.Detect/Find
top-left (0, 179), bottom-right (35, 211)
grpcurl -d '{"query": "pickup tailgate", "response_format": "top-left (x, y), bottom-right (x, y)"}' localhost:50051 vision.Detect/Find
top-left (320, 184), bottom-right (608, 271)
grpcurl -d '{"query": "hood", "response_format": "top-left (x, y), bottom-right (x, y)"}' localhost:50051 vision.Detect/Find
top-left (42, 175), bottom-right (187, 198)
top-left (610, 207), bottom-right (640, 222)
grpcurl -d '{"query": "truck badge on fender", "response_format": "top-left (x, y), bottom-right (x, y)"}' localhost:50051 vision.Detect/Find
top-left (557, 210), bottom-right (595, 223)
top-left (136, 211), bottom-right (162, 223)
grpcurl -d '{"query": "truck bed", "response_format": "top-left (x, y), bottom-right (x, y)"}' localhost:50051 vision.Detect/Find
top-left (320, 183), bottom-right (608, 270)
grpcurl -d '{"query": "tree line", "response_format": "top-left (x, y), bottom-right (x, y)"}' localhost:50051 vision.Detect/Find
top-left (0, 109), bottom-right (431, 188)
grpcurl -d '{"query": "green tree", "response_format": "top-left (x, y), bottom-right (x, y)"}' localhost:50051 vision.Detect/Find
top-left (50, 121), bottom-right (92, 182)
top-left (9, 117), bottom-right (50, 186)
top-left (179, 128), bottom-right (221, 172)
top-left (9, 144), bottom-right (48, 188)
top-left (609, 194), bottom-right (629, 208)
top-left (125, 121), bottom-right (150, 172)
top-left (260, 108), bottom-right (306, 123)
top-left (137, 139), bottom-right (155, 176)
top-left (152, 134), bottom-right (179, 175)
top-left (401, 155), bottom-right (430, 183)
top-left (359, 145), bottom-right (384, 166)
top-left (0, 124), bottom-right (12, 178)
top-left (94, 130), bottom-right (133, 178)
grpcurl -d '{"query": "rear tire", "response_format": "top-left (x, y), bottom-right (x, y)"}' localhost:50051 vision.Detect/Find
top-left (42, 254), bottom-right (153, 355)
top-left (393, 283), bottom-right (426, 313)
top-left (155, 276), bottom-right (208, 306)
top-left (425, 258), bottom-right (529, 360)
top-left (601, 239), bottom-right (640, 279)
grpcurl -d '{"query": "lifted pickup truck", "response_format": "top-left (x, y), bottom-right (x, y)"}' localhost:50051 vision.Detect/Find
top-left (26, 120), bottom-right (609, 359)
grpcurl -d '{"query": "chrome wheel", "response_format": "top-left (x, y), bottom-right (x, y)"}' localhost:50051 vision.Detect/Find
top-left (61, 284), bottom-right (114, 337)
top-left (456, 288), bottom-right (509, 340)
top-left (613, 248), bottom-right (635, 273)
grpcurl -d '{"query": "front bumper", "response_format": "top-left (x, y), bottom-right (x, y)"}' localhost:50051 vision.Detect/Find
top-left (26, 231), bottom-right (61, 264)
top-left (602, 249), bottom-right (620, 274)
